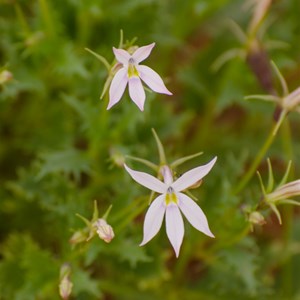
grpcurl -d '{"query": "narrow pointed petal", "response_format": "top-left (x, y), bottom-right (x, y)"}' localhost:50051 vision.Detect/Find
top-left (132, 43), bottom-right (155, 63)
top-left (113, 47), bottom-right (130, 65)
top-left (172, 157), bottom-right (217, 192)
top-left (108, 68), bottom-right (128, 109)
top-left (124, 164), bottom-right (166, 193)
top-left (137, 65), bottom-right (172, 95)
top-left (160, 165), bottom-right (173, 185)
top-left (178, 193), bottom-right (214, 237)
top-left (166, 204), bottom-right (184, 257)
top-left (128, 77), bottom-right (146, 111)
top-left (140, 194), bottom-right (166, 246)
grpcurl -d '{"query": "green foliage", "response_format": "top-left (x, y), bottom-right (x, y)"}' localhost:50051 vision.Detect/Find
top-left (1, 0), bottom-right (300, 299)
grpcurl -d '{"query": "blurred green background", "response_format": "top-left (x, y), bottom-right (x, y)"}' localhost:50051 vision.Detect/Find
top-left (1, 0), bottom-right (300, 299)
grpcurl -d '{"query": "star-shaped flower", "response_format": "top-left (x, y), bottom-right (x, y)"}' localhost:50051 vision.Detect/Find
top-left (108, 43), bottom-right (172, 111)
top-left (124, 157), bottom-right (217, 257)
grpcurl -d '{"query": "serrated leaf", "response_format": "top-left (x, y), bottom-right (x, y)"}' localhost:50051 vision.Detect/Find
top-left (37, 148), bottom-right (91, 181)
top-left (72, 268), bottom-right (102, 297)
top-left (118, 240), bottom-right (152, 268)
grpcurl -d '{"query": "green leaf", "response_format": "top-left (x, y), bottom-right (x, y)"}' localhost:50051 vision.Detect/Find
top-left (37, 148), bottom-right (91, 181)
top-left (117, 239), bottom-right (152, 268)
top-left (72, 268), bottom-right (102, 297)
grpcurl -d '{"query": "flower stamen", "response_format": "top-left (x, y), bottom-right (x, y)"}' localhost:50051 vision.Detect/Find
top-left (167, 186), bottom-right (174, 193)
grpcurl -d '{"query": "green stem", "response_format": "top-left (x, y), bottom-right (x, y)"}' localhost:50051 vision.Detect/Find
top-left (114, 196), bottom-right (149, 233)
top-left (14, 4), bottom-right (31, 37)
top-left (38, 0), bottom-right (54, 37)
top-left (111, 196), bottom-right (145, 223)
top-left (280, 117), bottom-right (294, 296)
top-left (233, 110), bottom-right (286, 195)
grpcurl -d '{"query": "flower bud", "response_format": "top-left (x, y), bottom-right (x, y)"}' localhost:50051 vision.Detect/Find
top-left (59, 276), bottom-right (73, 300)
top-left (248, 211), bottom-right (266, 226)
top-left (59, 264), bottom-right (73, 300)
top-left (69, 229), bottom-right (88, 245)
top-left (0, 70), bottom-right (13, 85)
top-left (94, 219), bottom-right (114, 243)
top-left (248, 0), bottom-right (272, 36)
top-left (283, 87), bottom-right (300, 111)
top-left (265, 180), bottom-right (300, 203)
top-left (109, 147), bottom-right (125, 167)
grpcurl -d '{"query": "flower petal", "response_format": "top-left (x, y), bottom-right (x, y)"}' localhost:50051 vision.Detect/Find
top-left (128, 77), bottom-right (146, 111)
top-left (172, 157), bottom-right (217, 192)
top-left (137, 65), bottom-right (172, 95)
top-left (113, 47), bottom-right (130, 65)
top-left (140, 194), bottom-right (166, 246)
top-left (166, 203), bottom-right (184, 257)
top-left (160, 165), bottom-right (173, 185)
top-left (132, 43), bottom-right (155, 64)
top-left (124, 164), bottom-right (166, 193)
top-left (178, 193), bottom-right (214, 237)
top-left (108, 68), bottom-right (128, 109)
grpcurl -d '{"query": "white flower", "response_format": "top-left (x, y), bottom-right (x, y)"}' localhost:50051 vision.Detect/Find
top-left (124, 157), bottom-right (217, 257)
top-left (108, 43), bottom-right (172, 111)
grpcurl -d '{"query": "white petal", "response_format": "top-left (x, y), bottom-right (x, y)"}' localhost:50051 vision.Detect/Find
top-left (124, 164), bottom-right (166, 193)
top-left (132, 43), bottom-right (155, 64)
top-left (137, 65), bottom-right (172, 95)
top-left (140, 194), bottom-right (166, 246)
top-left (108, 68), bottom-right (128, 109)
top-left (178, 193), bottom-right (214, 238)
top-left (113, 47), bottom-right (130, 65)
top-left (166, 203), bottom-right (184, 257)
top-left (128, 77), bottom-right (146, 111)
top-left (160, 165), bottom-right (173, 185)
top-left (172, 157), bottom-right (217, 192)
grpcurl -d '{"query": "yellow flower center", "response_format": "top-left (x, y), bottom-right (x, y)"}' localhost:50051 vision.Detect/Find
top-left (127, 58), bottom-right (139, 78)
top-left (165, 187), bottom-right (178, 205)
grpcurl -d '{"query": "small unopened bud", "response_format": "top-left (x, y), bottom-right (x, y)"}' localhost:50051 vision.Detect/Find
top-left (59, 276), bottom-right (73, 300)
top-left (246, 45), bottom-right (274, 94)
top-left (283, 87), bottom-right (300, 111)
top-left (247, 0), bottom-right (272, 36)
top-left (127, 45), bottom-right (139, 55)
top-left (109, 148), bottom-right (125, 167)
top-left (0, 70), bottom-right (13, 84)
top-left (249, 211), bottom-right (266, 226)
top-left (24, 31), bottom-right (44, 47)
top-left (69, 229), bottom-right (88, 245)
top-left (94, 219), bottom-right (114, 243)
top-left (59, 264), bottom-right (73, 300)
top-left (188, 179), bottom-right (203, 189)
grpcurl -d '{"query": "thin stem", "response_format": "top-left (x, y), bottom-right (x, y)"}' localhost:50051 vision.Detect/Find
top-left (151, 128), bottom-right (167, 165)
top-left (111, 196), bottom-right (145, 223)
top-left (38, 0), bottom-right (54, 37)
top-left (85, 48), bottom-right (111, 71)
top-left (125, 155), bottom-right (158, 171)
top-left (114, 196), bottom-right (149, 233)
top-left (271, 61), bottom-right (289, 96)
top-left (14, 4), bottom-right (31, 37)
top-left (280, 117), bottom-right (294, 297)
top-left (233, 110), bottom-right (286, 195)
